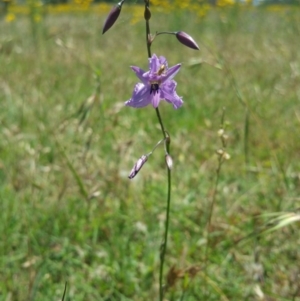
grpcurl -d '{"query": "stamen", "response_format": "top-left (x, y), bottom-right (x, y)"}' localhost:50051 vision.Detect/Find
top-left (150, 82), bottom-right (159, 94)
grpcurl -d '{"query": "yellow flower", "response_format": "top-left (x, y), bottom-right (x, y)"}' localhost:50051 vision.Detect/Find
top-left (5, 13), bottom-right (16, 22)
top-left (129, 5), bottom-right (144, 25)
top-left (33, 14), bottom-right (41, 22)
top-left (217, 0), bottom-right (235, 6)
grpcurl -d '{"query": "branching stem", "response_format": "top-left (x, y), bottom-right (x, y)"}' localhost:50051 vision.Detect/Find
top-left (144, 2), bottom-right (172, 300)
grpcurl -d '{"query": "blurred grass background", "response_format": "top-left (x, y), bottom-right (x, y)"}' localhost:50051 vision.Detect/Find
top-left (1, 2), bottom-right (300, 301)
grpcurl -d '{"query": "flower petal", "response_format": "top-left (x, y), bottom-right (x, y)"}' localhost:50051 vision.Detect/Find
top-left (131, 66), bottom-right (147, 84)
top-left (150, 91), bottom-right (161, 108)
top-left (158, 56), bottom-right (168, 69)
top-left (160, 80), bottom-right (183, 109)
top-left (125, 83), bottom-right (151, 108)
top-left (149, 54), bottom-right (160, 73)
top-left (163, 64), bottom-right (181, 82)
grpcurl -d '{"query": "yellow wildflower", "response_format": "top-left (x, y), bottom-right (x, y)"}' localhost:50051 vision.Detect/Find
top-left (5, 13), bottom-right (16, 22)
top-left (33, 14), bottom-right (41, 22)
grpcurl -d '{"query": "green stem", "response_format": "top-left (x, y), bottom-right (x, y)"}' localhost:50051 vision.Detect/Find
top-left (146, 18), bottom-right (151, 58)
top-left (143, 2), bottom-right (172, 300)
top-left (155, 108), bottom-right (167, 140)
top-left (159, 167), bottom-right (171, 300)
top-left (145, 0), bottom-right (151, 59)
top-left (204, 108), bottom-right (226, 295)
top-left (155, 31), bottom-right (175, 37)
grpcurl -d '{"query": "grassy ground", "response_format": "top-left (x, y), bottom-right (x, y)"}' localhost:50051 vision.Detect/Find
top-left (1, 5), bottom-right (300, 301)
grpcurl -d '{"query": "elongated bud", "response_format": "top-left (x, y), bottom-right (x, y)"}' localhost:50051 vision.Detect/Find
top-left (165, 154), bottom-right (173, 170)
top-left (128, 155), bottom-right (148, 179)
top-left (175, 31), bottom-right (199, 50)
top-left (144, 6), bottom-right (151, 20)
top-left (102, 0), bottom-right (125, 34)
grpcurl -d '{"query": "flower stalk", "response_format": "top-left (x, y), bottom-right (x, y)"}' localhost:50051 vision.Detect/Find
top-left (142, 3), bottom-right (171, 300)
top-left (103, 0), bottom-right (199, 299)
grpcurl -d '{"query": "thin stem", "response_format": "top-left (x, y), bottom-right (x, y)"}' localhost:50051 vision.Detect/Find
top-left (207, 160), bottom-right (222, 228)
top-left (155, 108), bottom-right (167, 139)
top-left (203, 108), bottom-right (226, 296)
top-left (146, 19), bottom-right (151, 58)
top-left (149, 137), bottom-right (166, 155)
top-left (143, 2), bottom-right (172, 300)
top-left (155, 31), bottom-right (175, 37)
top-left (159, 167), bottom-right (171, 300)
top-left (244, 107), bottom-right (249, 165)
top-left (145, 0), bottom-right (151, 58)
top-left (203, 153), bottom-right (222, 298)
top-left (61, 282), bottom-right (68, 301)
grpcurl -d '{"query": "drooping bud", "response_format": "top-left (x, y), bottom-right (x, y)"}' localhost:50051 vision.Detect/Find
top-left (128, 155), bottom-right (148, 179)
top-left (144, 6), bottom-right (151, 20)
top-left (102, 0), bottom-right (125, 34)
top-left (175, 31), bottom-right (199, 50)
top-left (165, 154), bottom-right (173, 170)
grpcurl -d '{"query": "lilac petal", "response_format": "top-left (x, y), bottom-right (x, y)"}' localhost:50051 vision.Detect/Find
top-left (161, 80), bottom-right (183, 109)
top-left (163, 64), bottom-right (181, 82)
top-left (158, 56), bottom-right (168, 69)
top-left (131, 66), bottom-right (147, 84)
top-left (150, 91), bottom-right (161, 108)
top-left (149, 54), bottom-right (160, 73)
top-left (125, 83), bottom-right (151, 108)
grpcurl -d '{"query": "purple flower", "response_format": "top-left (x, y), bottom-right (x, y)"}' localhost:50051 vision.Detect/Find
top-left (125, 54), bottom-right (183, 109)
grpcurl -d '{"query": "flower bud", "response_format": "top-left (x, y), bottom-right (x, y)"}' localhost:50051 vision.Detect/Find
top-left (216, 149), bottom-right (224, 156)
top-left (102, 0), bottom-right (125, 34)
top-left (222, 134), bottom-right (229, 141)
top-left (128, 155), bottom-right (148, 179)
top-left (218, 129), bottom-right (225, 137)
top-left (223, 152), bottom-right (230, 160)
top-left (165, 154), bottom-right (173, 170)
top-left (144, 6), bottom-right (151, 20)
top-left (175, 31), bottom-right (199, 50)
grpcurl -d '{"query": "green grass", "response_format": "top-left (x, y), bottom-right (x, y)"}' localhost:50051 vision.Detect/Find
top-left (1, 6), bottom-right (300, 301)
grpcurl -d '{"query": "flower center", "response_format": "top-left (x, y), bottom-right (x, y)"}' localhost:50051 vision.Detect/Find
top-left (149, 81), bottom-right (160, 95)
